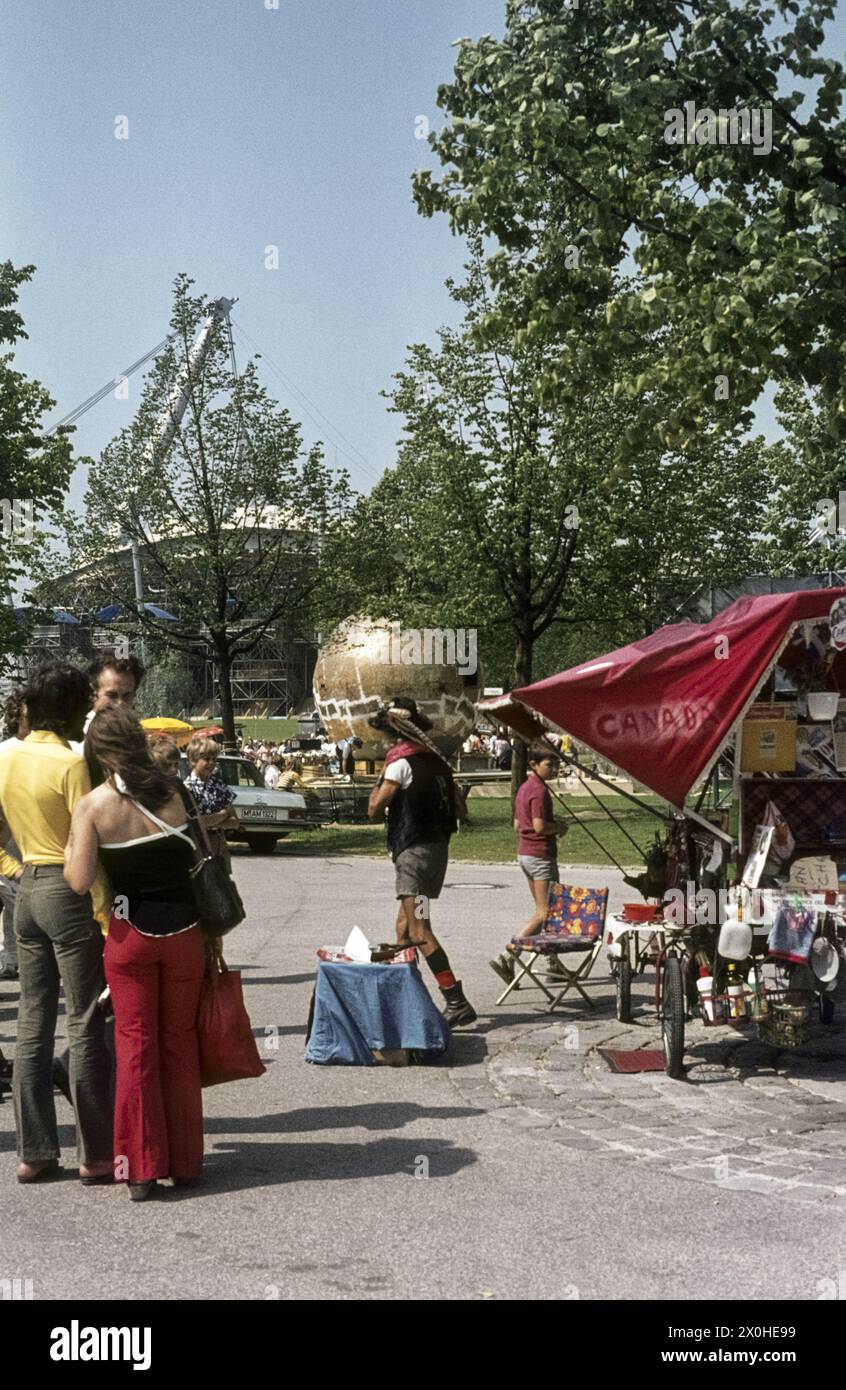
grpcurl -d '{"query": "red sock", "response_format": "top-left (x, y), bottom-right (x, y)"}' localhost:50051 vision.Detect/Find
top-left (425, 948), bottom-right (456, 990)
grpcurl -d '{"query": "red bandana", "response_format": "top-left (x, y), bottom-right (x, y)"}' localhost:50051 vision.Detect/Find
top-left (384, 739), bottom-right (427, 766)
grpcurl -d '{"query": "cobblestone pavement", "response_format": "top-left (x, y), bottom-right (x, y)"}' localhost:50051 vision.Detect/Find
top-left (448, 976), bottom-right (846, 1207)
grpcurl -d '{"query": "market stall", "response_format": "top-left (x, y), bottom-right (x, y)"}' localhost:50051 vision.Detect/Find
top-left (478, 587), bottom-right (846, 1077)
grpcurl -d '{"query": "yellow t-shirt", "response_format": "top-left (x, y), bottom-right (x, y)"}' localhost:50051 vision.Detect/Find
top-left (0, 843), bottom-right (20, 879)
top-left (0, 731), bottom-right (109, 926)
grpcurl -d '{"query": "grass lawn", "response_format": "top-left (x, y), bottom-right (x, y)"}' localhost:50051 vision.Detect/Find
top-left (275, 793), bottom-right (669, 867)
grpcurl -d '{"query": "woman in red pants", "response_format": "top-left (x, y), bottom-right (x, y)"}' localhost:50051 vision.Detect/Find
top-left (64, 707), bottom-right (209, 1201)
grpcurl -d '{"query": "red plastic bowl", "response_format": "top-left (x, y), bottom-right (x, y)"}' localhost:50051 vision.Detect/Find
top-left (621, 903), bottom-right (658, 923)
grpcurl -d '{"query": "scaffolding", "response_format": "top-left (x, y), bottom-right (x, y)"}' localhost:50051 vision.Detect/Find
top-left (207, 631), bottom-right (317, 717)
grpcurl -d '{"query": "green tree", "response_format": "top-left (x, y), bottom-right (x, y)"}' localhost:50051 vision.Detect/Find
top-left (134, 647), bottom-right (198, 719)
top-left (414, 0), bottom-right (846, 453)
top-left (0, 261), bottom-right (74, 668)
top-left (318, 254), bottom-right (780, 790)
top-left (757, 381), bottom-right (846, 573)
top-left (63, 276), bottom-right (352, 745)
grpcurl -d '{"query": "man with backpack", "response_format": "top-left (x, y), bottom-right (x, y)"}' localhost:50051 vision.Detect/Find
top-left (368, 699), bottom-right (476, 1029)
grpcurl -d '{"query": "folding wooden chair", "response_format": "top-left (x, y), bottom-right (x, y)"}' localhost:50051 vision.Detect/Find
top-left (495, 884), bottom-right (609, 1011)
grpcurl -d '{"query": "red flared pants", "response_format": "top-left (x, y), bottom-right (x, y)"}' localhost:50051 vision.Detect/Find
top-left (104, 916), bottom-right (205, 1183)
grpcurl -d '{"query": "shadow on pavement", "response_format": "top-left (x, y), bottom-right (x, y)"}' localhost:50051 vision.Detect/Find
top-left (181, 1136), bottom-right (478, 1192)
top-left (441, 1034), bottom-right (488, 1067)
top-left (205, 1102), bottom-right (478, 1134)
top-left (0, 1124), bottom-right (77, 1155)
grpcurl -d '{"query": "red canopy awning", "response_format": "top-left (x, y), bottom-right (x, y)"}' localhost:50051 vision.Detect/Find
top-left (479, 588), bottom-right (846, 808)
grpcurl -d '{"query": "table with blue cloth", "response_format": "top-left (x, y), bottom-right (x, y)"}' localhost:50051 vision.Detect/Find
top-left (305, 958), bottom-right (451, 1065)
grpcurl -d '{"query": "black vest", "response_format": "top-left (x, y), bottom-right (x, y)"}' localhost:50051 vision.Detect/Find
top-left (386, 752), bottom-right (456, 859)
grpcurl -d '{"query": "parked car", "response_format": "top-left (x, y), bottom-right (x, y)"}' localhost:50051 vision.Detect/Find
top-left (178, 754), bottom-right (310, 855)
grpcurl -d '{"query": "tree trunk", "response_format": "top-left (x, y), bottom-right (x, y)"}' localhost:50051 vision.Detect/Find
top-left (214, 639), bottom-right (238, 751)
top-left (510, 623), bottom-right (534, 806)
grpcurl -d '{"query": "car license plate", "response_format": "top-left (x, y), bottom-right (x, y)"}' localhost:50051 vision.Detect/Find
top-left (241, 807), bottom-right (271, 820)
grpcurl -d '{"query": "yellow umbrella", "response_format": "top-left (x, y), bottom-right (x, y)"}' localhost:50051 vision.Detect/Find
top-left (140, 717), bottom-right (195, 749)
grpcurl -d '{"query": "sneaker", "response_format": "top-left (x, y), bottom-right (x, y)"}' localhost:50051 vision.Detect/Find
top-left (489, 952), bottom-right (515, 985)
top-left (546, 955), bottom-right (567, 980)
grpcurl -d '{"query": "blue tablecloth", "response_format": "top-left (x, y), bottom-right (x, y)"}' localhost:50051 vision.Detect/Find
top-left (305, 959), bottom-right (451, 1065)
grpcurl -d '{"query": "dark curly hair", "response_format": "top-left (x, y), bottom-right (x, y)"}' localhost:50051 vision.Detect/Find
top-left (88, 652), bottom-right (145, 690)
top-left (23, 664), bottom-right (90, 738)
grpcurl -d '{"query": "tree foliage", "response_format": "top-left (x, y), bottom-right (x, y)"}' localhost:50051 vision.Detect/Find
top-left (318, 252), bottom-right (781, 699)
top-left (0, 261), bottom-right (74, 669)
top-left (758, 381), bottom-right (846, 572)
top-left (413, 0), bottom-right (846, 454)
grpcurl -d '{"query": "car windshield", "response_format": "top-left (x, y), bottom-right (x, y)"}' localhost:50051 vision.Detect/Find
top-left (218, 759), bottom-right (265, 788)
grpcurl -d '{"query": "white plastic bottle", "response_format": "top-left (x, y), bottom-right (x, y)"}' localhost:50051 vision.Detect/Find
top-left (718, 896), bottom-right (753, 962)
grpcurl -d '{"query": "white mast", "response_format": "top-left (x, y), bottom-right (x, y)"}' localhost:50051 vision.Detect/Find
top-left (130, 296), bottom-right (237, 658)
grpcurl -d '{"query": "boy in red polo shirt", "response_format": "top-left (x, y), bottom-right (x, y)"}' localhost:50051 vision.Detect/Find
top-left (490, 746), bottom-right (568, 984)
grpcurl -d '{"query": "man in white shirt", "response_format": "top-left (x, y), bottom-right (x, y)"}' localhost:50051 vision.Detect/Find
top-left (70, 653), bottom-right (146, 756)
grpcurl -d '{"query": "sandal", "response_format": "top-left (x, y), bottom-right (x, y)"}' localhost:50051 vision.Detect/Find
top-left (16, 1160), bottom-right (61, 1183)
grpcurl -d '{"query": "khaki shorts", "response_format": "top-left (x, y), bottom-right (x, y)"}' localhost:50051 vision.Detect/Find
top-left (394, 842), bottom-right (449, 900)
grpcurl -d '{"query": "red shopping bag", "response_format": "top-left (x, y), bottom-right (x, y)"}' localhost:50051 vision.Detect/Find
top-left (197, 962), bottom-right (266, 1088)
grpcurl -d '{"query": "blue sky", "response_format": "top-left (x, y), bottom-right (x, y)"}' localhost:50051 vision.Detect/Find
top-left (2, 0), bottom-right (845, 514)
top-left (2, 0), bottom-right (505, 507)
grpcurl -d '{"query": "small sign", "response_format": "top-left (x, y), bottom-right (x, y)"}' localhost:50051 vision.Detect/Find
top-left (787, 856), bottom-right (840, 892)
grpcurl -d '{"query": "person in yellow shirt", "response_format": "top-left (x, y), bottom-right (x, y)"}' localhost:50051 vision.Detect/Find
top-left (0, 664), bottom-right (112, 1184)
top-left (278, 756), bottom-right (306, 791)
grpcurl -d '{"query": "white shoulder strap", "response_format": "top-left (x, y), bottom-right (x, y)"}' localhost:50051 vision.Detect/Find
top-left (127, 797), bottom-right (196, 851)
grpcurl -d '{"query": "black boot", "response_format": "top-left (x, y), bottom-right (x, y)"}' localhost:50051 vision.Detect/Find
top-left (441, 981), bottom-right (477, 1029)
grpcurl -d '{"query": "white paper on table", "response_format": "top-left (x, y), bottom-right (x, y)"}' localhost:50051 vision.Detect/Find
top-left (343, 925), bottom-right (372, 962)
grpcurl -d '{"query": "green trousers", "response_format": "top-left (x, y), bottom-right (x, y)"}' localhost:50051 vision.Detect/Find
top-left (13, 865), bottom-right (112, 1164)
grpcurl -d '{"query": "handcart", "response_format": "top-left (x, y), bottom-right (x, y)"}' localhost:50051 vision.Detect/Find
top-left (478, 586), bottom-right (846, 1079)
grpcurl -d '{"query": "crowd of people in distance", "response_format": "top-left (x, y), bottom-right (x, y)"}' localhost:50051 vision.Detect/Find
top-left (461, 729), bottom-right (513, 771)
top-left (239, 734), bottom-right (361, 784)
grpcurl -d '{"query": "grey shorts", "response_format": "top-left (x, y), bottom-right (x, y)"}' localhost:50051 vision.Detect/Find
top-left (518, 854), bottom-right (559, 883)
top-left (394, 841), bottom-right (450, 900)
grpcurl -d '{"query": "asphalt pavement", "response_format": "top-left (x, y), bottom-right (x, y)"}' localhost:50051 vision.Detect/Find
top-left (1, 847), bottom-right (845, 1302)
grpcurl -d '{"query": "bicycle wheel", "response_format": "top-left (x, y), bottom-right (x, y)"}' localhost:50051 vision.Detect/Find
top-left (616, 953), bottom-right (633, 1023)
top-left (661, 955), bottom-right (686, 1080)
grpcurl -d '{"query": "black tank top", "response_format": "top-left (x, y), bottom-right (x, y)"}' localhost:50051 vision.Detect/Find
top-left (386, 752), bottom-right (456, 860)
top-left (99, 831), bottom-right (196, 937)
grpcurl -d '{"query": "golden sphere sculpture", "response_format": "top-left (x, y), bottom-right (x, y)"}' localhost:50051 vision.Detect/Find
top-left (313, 615), bottom-right (481, 761)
